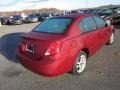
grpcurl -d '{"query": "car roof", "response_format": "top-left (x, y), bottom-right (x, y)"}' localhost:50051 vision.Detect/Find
top-left (52, 14), bottom-right (95, 19)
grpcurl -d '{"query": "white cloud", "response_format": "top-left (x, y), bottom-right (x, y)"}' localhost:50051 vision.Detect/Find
top-left (0, 0), bottom-right (48, 11)
top-left (0, 0), bottom-right (120, 12)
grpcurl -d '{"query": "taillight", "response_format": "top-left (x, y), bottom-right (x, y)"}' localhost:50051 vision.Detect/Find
top-left (18, 42), bottom-right (26, 52)
top-left (45, 41), bottom-right (62, 56)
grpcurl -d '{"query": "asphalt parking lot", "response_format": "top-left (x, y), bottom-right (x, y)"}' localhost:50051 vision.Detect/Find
top-left (0, 23), bottom-right (120, 90)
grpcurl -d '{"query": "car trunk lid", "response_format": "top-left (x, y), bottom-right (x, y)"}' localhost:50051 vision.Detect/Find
top-left (19, 32), bottom-right (64, 60)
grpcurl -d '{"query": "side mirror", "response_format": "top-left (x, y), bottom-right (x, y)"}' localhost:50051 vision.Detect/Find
top-left (105, 19), bottom-right (112, 26)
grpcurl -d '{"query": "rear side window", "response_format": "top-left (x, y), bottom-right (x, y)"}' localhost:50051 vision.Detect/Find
top-left (82, 17), bottom-right (96, 32)
top-left (79, 22), bottom-right (85, 33)
top-left (93, 16), bottom-right (106, 29)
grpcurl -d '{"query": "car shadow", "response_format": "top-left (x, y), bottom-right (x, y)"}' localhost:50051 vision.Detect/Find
top-left (0, 33), bottom-right (25, 63)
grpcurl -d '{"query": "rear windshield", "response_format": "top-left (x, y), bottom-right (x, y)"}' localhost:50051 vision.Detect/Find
top-left (92, 9), bottom-right (101, 14)
top-left (41, 13), bottom-right (50, 17)
top-left (13, 15), bottom-right (22, 19)
top-left (33, 18), bottom-right (72, 34)
top-left (28, 15), bottom-right (37, 18)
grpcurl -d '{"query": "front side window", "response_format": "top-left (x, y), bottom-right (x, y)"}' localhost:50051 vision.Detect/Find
top-left (34, 18), bottom-right (72, 34)
top-left (93, 16), bottom-right (106, 29)
top-left (82, 17), bottom-right (96, 32)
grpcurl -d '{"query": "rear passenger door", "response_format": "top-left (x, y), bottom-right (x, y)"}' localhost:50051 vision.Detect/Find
top-left (78, 16), bottom-right (103, 55)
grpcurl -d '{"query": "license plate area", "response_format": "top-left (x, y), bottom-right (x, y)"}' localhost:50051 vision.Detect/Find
top-left (26, 44), bottom-right (35, 54)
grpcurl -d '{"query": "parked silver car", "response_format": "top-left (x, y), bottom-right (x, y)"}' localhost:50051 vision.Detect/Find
top-left (25, 14), bottom-right (38, 23)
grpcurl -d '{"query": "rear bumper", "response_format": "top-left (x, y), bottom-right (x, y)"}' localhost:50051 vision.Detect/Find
top-left (27, 20), bottom-right (37, 23)
top-left (13, 22), bottom-right (22, 25)
top-left (16, 49), bottom-right (68, 77)
top-left (9, 21), bottom-right (22, 25)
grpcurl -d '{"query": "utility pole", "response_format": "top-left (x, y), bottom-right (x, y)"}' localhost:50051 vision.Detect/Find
top-left (86, 0), bottom-right (88, 9)
top-left (37, 9), bottom-right (39, 14)
top-left (2, 8), bottom-right (5, 16)
top-left (2, 12), bottom-right (5, 16)
top-left (17, 11), bottom-right (19, 15)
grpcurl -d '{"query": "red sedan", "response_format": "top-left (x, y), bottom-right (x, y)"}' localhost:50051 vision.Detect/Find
top-left (16, 14), bottom-right (114, 77)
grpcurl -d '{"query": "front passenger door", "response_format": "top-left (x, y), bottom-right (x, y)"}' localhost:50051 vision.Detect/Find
top-left (93, 16), bottom-right (112, 46)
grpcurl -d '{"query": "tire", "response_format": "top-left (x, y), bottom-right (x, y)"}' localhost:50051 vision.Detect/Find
top-left (107, 33), bottom-right (114, 45)
top-left (71, 51), bottom-right (87, 75)
top-left (1, 21), bottom-right (6, 25)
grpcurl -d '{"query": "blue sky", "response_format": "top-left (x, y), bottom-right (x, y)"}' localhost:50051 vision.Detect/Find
top-left (0, 0), bottom-right (120, 11)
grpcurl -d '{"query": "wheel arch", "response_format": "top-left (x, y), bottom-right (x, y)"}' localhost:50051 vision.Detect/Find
top-left (81, 48), bottom-right (89, 58)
